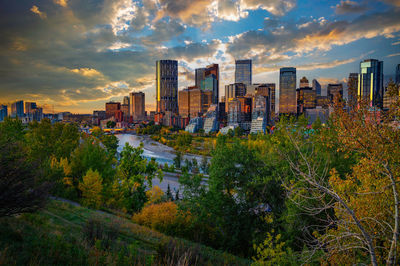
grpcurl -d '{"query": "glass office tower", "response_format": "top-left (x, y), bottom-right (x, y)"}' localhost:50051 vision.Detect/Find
top-left (358, 59), bottom-right (383, 108)
top-left (235, 59), bottom-right (252, 86)
top-left (156, 60), bottom-right (178, 113)
top-left (279, 67), bottom-right (297, 114)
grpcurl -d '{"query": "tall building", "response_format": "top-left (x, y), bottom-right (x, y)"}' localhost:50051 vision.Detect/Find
top-left (25, 102), bottom-right (37, 114)
top-left (105, 102), bottom-right (121, 118)
top-left (178, 89), bottom-right (190, 118)
top-left (201, 74), bottom-right (218, 104)
top-left (358, 59), bottom-right (384, 108)
top-left (396, 64), bottom-right (400, 85)
top-left (327, 83), bottom-right (343, 102)
top-left (250, 95), bottom-right (269, 134)
top-left (300, 77), bottom-right (309, 88)
top-left (255, 83), bottom-right (276, 115)
top-left (130, 92), bottom-right (145, 121)
top-left (227, 98), bottom-right (241, 126)
top-left (279, 67), bottom-right (297, 115)
top-left (0, 105), bottom-right (7, 121)
top-left (205, 64), bottom-right (219, 103)
top-left (11, 100), bottom-right (24, 118)
top-left (156, 60), bottom-right (178, 113)
top-left (348, 73), bottom-right (359, 106)
top-left (297, 87), bottom-right (316, 114)
top-left (195, 68), bottom-right (206, 88)
top-left (312, 79), bottom-right (322, 96)
top-left (235, 59), bottom-right (252, 86)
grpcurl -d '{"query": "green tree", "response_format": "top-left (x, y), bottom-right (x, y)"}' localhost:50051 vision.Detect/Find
top-left (78, 169), bottom-right (103, 209)
top-left (107, 121), bottom-right (116, 128)
top-left (113, 143), bottom-right (162, 212)
top-left (173, 151), bottom-right (182, 169)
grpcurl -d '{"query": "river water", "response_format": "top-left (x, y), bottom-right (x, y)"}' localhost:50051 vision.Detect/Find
top-left (115, 134), bottom-right (206, 195)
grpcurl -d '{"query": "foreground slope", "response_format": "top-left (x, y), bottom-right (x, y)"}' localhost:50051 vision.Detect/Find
top-left (0, 200), bottom-right (250, 266)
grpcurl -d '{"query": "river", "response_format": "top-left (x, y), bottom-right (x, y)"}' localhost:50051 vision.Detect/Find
top-left (115, 134), bottom-right (206, 195)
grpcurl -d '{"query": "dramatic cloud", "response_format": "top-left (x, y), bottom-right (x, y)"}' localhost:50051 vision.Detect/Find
top-left (240, 0), bottom-right (296, 16)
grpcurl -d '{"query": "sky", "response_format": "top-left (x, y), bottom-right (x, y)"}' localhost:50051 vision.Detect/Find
top-left (0, 0), bottom-right (399, 113)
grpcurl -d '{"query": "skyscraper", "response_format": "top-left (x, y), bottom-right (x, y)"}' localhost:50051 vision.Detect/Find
top-left (396, 64), bottom-right (400, 85)
top-left (156, 60), bottom-right (178, 113)
top-left (130, 92), bottom-right (145, 121)
top-left (11, 100), bottom-right (24, 118)
top-left (348, 73), bottom-right (358, 105)
top-left (279, 67), bottom-right (297, 115)
top-left (178, 89), bottom-right (190, 118)
top-left (358, 59), bottom-right (384, 107)
top-left (205, 64), bottom-right (219, 103)
top-left (195, 68), bottom-right (206, 88)
top-left (201, 74), bottom-right (218, 104)
top-left (312, 79), bottom-right (322, 96)
top-left (327, 83), bottom-right (344, 102)
top-left (255, 83), bottom-right (276, 115)
top-left (235, 59), bottom-right (252, 86)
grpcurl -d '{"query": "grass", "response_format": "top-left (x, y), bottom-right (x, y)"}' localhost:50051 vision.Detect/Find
top-left (0, 200), bottom-right (251, 265)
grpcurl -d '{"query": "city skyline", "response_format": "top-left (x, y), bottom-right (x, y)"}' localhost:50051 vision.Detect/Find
top-left (0, 0), bottom-right (400, 113)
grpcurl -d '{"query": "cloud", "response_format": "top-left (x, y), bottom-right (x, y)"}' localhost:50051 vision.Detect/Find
top-left (70, 68), bottom-right (105, 78)
top-left (387, 52), bottom-right (400, 57)
top-left (54, 0), bottom-right (68, 7)
top-left (380, 0), bottom-right (400, 7)
top-left (335, 1), bottom-right (368, 15)
top-left (240, 0), bottom-right (296, 16)
top-left (30, 5), bottom-right (47, 19)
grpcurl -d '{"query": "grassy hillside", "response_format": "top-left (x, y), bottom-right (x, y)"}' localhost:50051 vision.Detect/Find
top-left (0, 200), bottom-right (250, 266)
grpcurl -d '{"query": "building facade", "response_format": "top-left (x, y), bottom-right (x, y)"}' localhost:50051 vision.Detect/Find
top-left (11, 100), bottom-right (24, 118)
top-left (300, 77), bottom-right (309, 88)
top-left (255, 83), bottom-right (276, 115)
top-left (178, 89), bottom-right (190, 118)
top-left (312, 79), bottom-right (322, 96)
top-left (130, 92), bottom-right (145, 121)
top-left (358, 59), bottom-right (384, 108)
top-left (105, 102), bottom-right (121, 118)
top-left (156, 60), bottom-right (178, 113)
top-left (225, 83), bottom-right (246, 112)
top-left (327, 83), bottom-right (344, 102)
top-left (396, 64), bottom-right (400, 85)
top-left (279, 67), bottom-right (297, 115)
top-left (235, 59), bottom-right (252, 86)
top-left (348, 73), bottom-right (358, 106)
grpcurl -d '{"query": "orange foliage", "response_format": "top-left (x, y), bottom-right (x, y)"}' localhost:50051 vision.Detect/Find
top-left (132, 202), bottom-right (192, 235)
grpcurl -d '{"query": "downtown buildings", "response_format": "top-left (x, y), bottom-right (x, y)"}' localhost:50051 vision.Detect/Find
top-left (279, 67), bottom-right (297, 115)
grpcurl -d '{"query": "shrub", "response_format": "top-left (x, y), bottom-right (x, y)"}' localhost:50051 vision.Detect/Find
top-left (145, 186), bottom-right (164, 206)
top-left (132, 202), bottom-right (192, 236)
top-left (82, 216), bottom-right (121, 250)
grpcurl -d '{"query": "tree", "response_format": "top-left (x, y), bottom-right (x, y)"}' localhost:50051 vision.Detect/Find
top-left (200, 155), bottom-right (209, 174)
top-left (114, 142), bottom-right (162, 212)
top-left (78, 169), bottom-right (103, 209)
top-left (166, 184), bottom-right (174, 201)
top-left (0, 120), bottom-right (50, 217)
top-left (107, 121), bottom-right (116, 128)
top-left (173, 151), bottom-right (182, 169)
top-left (145, 186), bottom-right (164, 206)
top-left (283, 100), bottom-right (400, 265)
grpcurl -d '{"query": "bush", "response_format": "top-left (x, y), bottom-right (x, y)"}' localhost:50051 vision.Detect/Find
top-left (132, 202), bottom-right (192, 236)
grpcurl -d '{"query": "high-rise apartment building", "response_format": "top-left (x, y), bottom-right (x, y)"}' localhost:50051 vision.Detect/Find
top-left (225, 83), bottom-right (246, 112)
top-left (348, 73), bottom-right (358, 105)
top-left (279, 67), bottom-right (297, 114)
top-left (358, 59), bottom-right (384, 107)
top-left (396, 64), bottom-right (400, 85)
top-left (312, 79), bottom-right (322, 96)
top-left (156, 60), bottom-right (178, 113)
top-left (11, 100), bottom-right (24, 118)
top-left (130, 92), bottom-right (145, 121)
top-left (105, 102), bottom-right (121, 118)
top-left (235, 59), bottom-right (252, 86)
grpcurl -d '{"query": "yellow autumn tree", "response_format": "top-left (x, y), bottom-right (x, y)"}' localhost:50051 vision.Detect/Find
top-left (145, 185), bottom-right (164, 206)
top-left (78, 169), bottom-right (103, 209)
